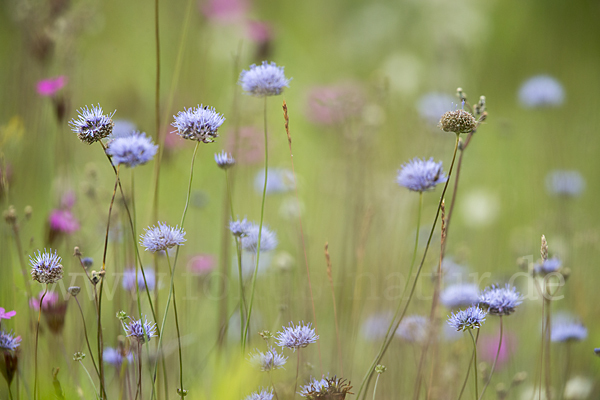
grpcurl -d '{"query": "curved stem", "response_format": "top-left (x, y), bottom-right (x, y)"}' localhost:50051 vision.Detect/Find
top-left (74, 297), bottom-right (100, 377)
top-left (242, 97), bottom-right (269, 351)
top-left (478, 317), bottom-right (503, 400)
top-left (372, 374), bottom-right (382, 400)
top-left (293, 351), bottom-right (301, 399)
top-left (33, 285), bottom-right (48, 400)
top-left (468, 330), bottom-right (479, 400)
top-left (457, 330), bottom-right (480, 400)
top-left (167, 254), bottom-right (185, 399)
top-left (358, 133), bottom-right (460, 399)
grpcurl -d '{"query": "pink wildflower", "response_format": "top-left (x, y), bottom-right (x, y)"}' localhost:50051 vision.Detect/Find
top-left (36, 76), bottom-right (67, 97)
top-left (0, 308), bottom-right (16, 320)
top-left (49, 209), bottom-right (79, 234)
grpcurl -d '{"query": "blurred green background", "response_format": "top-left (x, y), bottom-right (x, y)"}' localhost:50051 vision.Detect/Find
top-left (1, 0), bottom-right (600, 399)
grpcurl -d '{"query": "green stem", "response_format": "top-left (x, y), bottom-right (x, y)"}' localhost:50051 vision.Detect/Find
top-left (457, 330), bottom-right (479, 400)
top-left (74, 297), bottom-right (100, 378)
top-left (468, 330), bottom-right (479, 400)
top-left (78, 360), bottom-right (100, 400)
top-left (372, 374), bottom-right (382, 400)
top-left (242, 97), bottom-right (269, 351)
top-left (33, 285), bottom-right (48, 400)
top-left (358, 133), bottom-right (460, 399)
top-left (478, 317), bottom-right (503, 400)
top-left (167, 250), bottom-right (185, 399)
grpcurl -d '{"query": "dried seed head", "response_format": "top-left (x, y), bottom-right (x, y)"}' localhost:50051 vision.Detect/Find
top-left (3, 206), bottom-right (17, 225)
top-left (439, 109), bottom-right (477, 134)
top-left (541, 235), bottom-right (548, 261)
top-left (68, 286), bottom-right (81, 296)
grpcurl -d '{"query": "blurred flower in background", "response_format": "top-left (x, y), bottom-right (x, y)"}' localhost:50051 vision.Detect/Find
top-left (36, 76), bottom-right (66, 97)
top-left (187, 254), bottom-right (216, 275)
top-left (416, 92), bottom-right (456, 125)
top-left (110, 120), bottom-right (137, 139)
top-left (305, 83), bottom-right (365, 125)
top-left (478, 331), bottom-right (517, 369)
top-left (518, 75), bottom-right (565, 108)
top-left (546, 170), bottom-right (585, 197)
top-left (254, 168), bottom-right (293, 194)
top-left (201, 0), bottom-right (249, 23)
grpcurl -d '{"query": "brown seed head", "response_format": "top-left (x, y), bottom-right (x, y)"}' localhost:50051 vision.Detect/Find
top-left (439, 110), bottom-right (477, 133)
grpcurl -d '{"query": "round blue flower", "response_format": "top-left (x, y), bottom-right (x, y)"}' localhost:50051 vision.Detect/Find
top-left (545, 170), bottom-right (585, 197)
top-left (254, 168), bottom-right (294, 194)
top-left (69, 104), bottom-right (115, 144)
top-left (395, 315), bottom-right (428, 343)
top-left (172, 105), bottom-right (225, 143)
top-left (123, 316), bottom-right (157, 343)
top-left (440, 283), bottom-right (480, 309)
top-left (534, 257), bottom-right (562, 276)
top-left (241, 223), bottom-right (278, 253)
top-left (103, 347), bottom-right (134, 367)
top-left (122, 268), bottom-right (155, 292)
top-left (229, 218), bottom-right (252, 237)
top-left (106, 131), bottom-right (158, 168)
top-left (243, 388), bottom-right (274, 400)
top-left (518, 75), bottom-right (565, 108)
top-left (30, 249), bottom-right (63, 284)
top-left (110, 120), bottom-right (137, 139)
top-left (478, 284), bottom-right (522, 316)
top-left (416, 92), bottom-right (456, 124)
top-left (275, 321), bottom-right (319, 351)
top-left (140, 222), bottom-right (186, 253)
top-left (248, 347), bottom-right (288, 371)
top-left (214, 150), bottom-right (235, 169)
top-left (397, 157), bottom-right (447, 192)
top-left (239, 61), bottom-right (291, 97)
top-left (0, 330), bottom-right (21, 351)
top-left (447, 306), bottom-right (487, 331)
top-left (551, 321), bottom-right (587, 343)
top-left (299, 377), bottom-right (330, 398)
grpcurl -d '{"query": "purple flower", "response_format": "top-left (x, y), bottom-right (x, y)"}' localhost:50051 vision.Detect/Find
top-left (395, 315), bottom-right (429, 343)
top-left (171, 105), bottom-right (225, 143)
top-left (239, 61), bottom-right (291, 97)
top-left (545, 170), bottom-right (585, 197)
top-left (248, 347), bottom-right (288, 371)
top-left (106, 131), bottom-right (158, 168)
top-left (122, 268), bottom-right (156, 292)
top-left (241, 223), bottom-right (278, 253)
top-left (214, 150), bottom-right (235, 169)
top-left (30, 249), bottom-right (63, 284)
top-left (0, 308), bottom-right (16, 320)
top-left (0, 331), bottom-right (21, 351)
top-left (518, 75), bottom-right (565, 108)
top-left (440, 283), bottom-right (480, 309)
top-left (69, 104), bottom-right (115, 144)
top-left (397, 157), bottom-right (447, 192)
top-left (478, 284), bottom-right (522, 316)
top-left (123, 316), bottom-right (157, 343)
top-left (37, 76), bottom-right (66, 97)
top-left (49, 209), bottom-right (79, 234)
top-left (140, 222), bottom-right (186, 253)
top-left (103, 347), bottom-right (134, 367)
top-left (243, 388), bottom-right (274, 400)
top-left (448, 306), bottom-right (487, 331)
top-left (275, 321), bottom-right (319, 351)
top-left (551, 321), bottom-right (587, 343)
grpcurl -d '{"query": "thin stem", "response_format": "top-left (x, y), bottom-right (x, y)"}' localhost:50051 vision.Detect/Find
top-left (268, 371), bottom-right (280, 400)
top-left (167, 254), bottom-right (185, 399)
top-left (74, 297), bottom-right (100, 377)
top-left (372, 374), bottom-right (382, 400)
top-left (559, 343), bottom-right (571, 400)
top-left (294, 351), bottom-right (301, 400)
top-left (358, 134), bottom-right (460, 399)
top-left (181, 142), bottom-right (200, 228)
top-left (478, 317), bottom-right (503, 400)
top-left (217, 170), bottom-right (234, 348)
top-left (468, 330), bottom-right (479, 400)
top-left (282, 101), bottom-right (322, 370)
top-left (242, 97), bottom-right (269, 351)
top-left (78, 360), bottom-right (100, 400)
top-left (7, 384), bottom-right (13, 400)
top-left (34, 285), bottom-right (48, 400)
top-left (457, 330), bottom-right (480, 400)
top-left (155, 0), bottom-right (160, 144)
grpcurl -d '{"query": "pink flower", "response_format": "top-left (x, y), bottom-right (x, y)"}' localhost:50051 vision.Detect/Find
top-left (29, 291), bottom-right (59, 311)
top-left (478, 332), bottom-right (517, 369)
top-left (37, 76), bottom-right (67, 97)
top-left (201, 0), bottom-right (249, 22)
top-left (187, 254), bottom-right (216, 275)
top-left (225, 126), bottom-right (265, 165)
top-left (305, 84), bottom-right (365, 125)
top-left (0, 308), bottom-right (16, 320)
top-left (49, 209), bottom-right (79, 234)
top-left (247, 20), bottom-right (272, 43)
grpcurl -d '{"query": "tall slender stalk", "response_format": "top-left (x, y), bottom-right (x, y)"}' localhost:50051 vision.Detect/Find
top-left (242, 97), bottom-right (269, 351)
top-left (166, 253), bottom-right (185, 399)
top-left (478, 317), bottom-right (503, 400)
top-left (358, 132), bottom-right (460, 399)
top-left (468, 330), bottom-right (479, 400)
top-left (456, 330), bottom-right (480, 400)
top-left (33, 285), bottom-right (48, 400)
top-left (74, 296), bottom-right (100, 378)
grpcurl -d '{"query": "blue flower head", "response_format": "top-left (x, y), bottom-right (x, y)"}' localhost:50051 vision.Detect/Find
top-left (551, 321), bottom-right (587, 343)
top-left (241, 223), bottom-right (278, 253)
top-left (299, 376), bottom-right (352, 399)
top-left (123, 316), bottom-right (157, 343)
top-left (254, 168), bottom-right (294, 194)
top-left (248, 347), bottom-right (288, 371)
top-left (518, 75), bottom-right (565, 108)
top-left (172, 105), bottom-right (225, 143)
top-left (243, 388), bottom-right (274, 400)
top-left (478, 284), bottom-right (522, 316)
top-left (103, 347), bottom-right (134, 367)
top-left (30, 249), bottom-right (63, 284)
top-left (69, 104), bottom-right (115, 144)
top-left (0, 330), bottom-right (21, 351)
top-left (106, 131), bottom-right (158, 168)
top-left (440, 283), bottom-right (480, 309)
top-left (397, 157), bottom-right (447, 192)
top-left (395, 315), bottom-right (428, 343)
top-left (545, 170), bottom-right (585, 197)
top-left (122, 268), bottom-right (156, 292)
top-left (275, 321), bottom-right (319, 351)
top-left (229, 218), bottom-right (252, 237)
top-left (239, 61), bottom-right (291, 97)
top-left (299, 377), bottom-right (330, 398)
top-left (534, 257), bottom-right (562, 276)
top-left (214, 150), bottom-right (235, 169)
top-left (140, 222), bottom-right (186, 253)
top-left (448, 306), bottom-right (487, 331)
